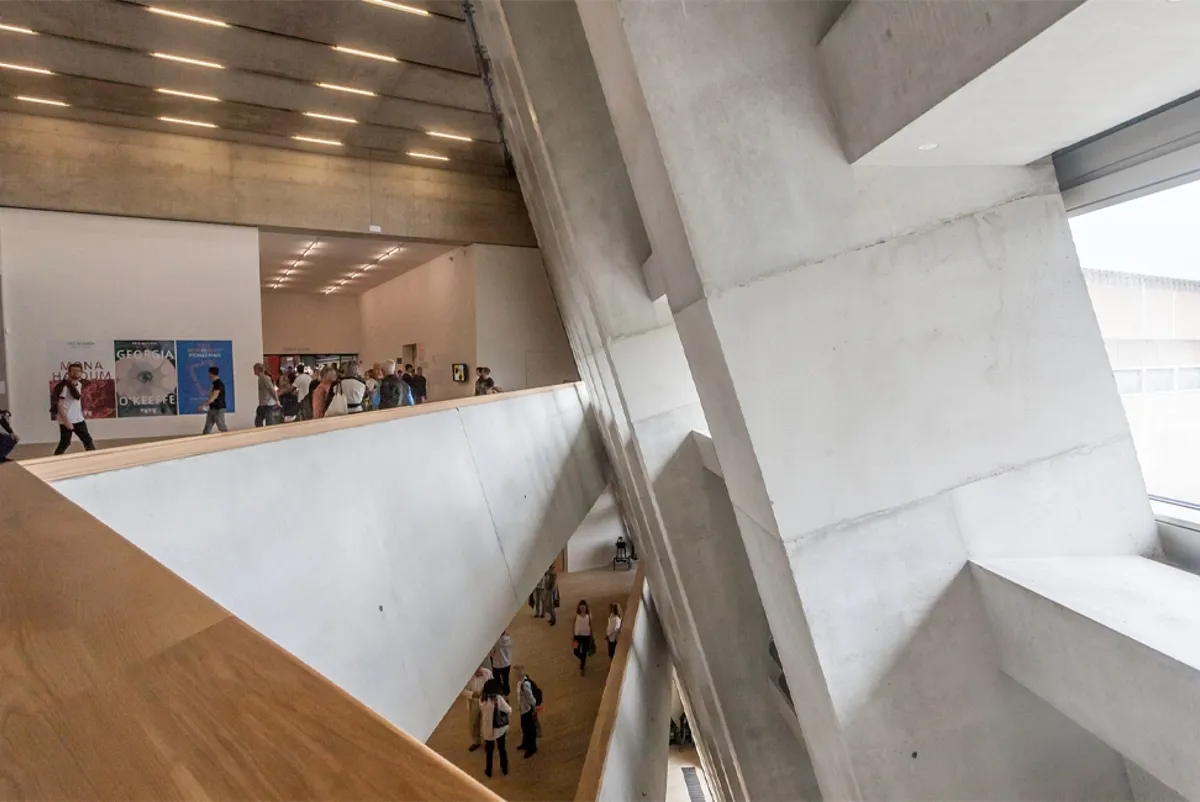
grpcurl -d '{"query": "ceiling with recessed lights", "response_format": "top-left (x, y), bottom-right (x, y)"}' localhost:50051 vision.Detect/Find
top-left (0, 0), bottom-right (509, 176)
top-left (260, 230), bottom-right (456, 295)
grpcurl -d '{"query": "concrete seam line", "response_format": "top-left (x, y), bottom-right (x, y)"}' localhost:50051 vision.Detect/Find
top-left (455, 406), bottom-right (520, 600)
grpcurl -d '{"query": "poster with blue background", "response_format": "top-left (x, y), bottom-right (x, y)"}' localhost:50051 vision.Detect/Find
top-left (177, 340), bottom-right (235, 414)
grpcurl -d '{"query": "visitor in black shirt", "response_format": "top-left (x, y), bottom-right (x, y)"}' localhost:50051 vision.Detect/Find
top-left (200, 366), bottom-right (229, 434)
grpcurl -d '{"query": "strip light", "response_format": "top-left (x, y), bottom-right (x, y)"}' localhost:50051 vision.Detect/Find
top-left (316, 82), bottom-right (376, 97)
top-left (16, 95), bottom-right (68, 107)
top-left (152, 52), bottom-right (224, 69)
top-left (333, 45), bottom-right (398, 63)
top-left (0, 23), bottom-right (37, 35)
top-left (427, 131), bottom-right (472, 142)
top-left (362, 0), bottom-right (431, 16)
top-left (304, 111), bottom-right (357, 124)
top-left (273, 239), bottom-right (321, 289)
top-left (147, 7), bottom-right (229, 27)
top-left (293, 135), bottom-right (342, 147)
top-left (320, 242), bottom-right (404, 293)
top-left (157, 87), bottom-right (220, 102)
top-left (407, 151), bottom-right (449, 161)
top-left (159, 115), bottom-right (218, 128)
top-left (0, 61), bottom-right (52, 75)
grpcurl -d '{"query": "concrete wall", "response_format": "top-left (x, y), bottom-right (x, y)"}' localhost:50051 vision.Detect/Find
top-left (359, 247), bottom-right (476, 401)
top-left (0, 208), bottom-right (262, 442)
top-left (50, 385), bottom-right (609, 741)
top-left (0, 112), bottom-right (536, 247)
top-left (261, 292), bottom-right (363, 355)
top-left (595, 582), bottom-right (673, 802)
top-left (473, 245), bottom-right (578, 391)
top-left (567, 488), bottom-right (625, 572)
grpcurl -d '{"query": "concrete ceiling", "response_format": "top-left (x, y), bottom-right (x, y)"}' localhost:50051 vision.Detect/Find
top-left (821, 0), bottom-right (1200, 166)
top-left (260, 230), bottom-right (455, 294)
top-left (0, 0), bottom-right (509, 175)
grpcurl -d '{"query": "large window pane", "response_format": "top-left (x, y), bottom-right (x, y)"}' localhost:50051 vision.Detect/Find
top-left (1071, 178), bottom-right (1200, 503)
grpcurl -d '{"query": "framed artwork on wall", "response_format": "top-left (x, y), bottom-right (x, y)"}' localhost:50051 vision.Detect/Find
top-left (452, 363), bottom-right (468, 383)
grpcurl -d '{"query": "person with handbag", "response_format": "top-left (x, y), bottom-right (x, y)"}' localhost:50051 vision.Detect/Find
top-left (572, 600), bottom-right (594, 676)
top-left (479, 678), bottom-right (511, 778)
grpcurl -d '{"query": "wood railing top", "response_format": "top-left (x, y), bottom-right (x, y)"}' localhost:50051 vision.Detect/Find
top-left (0, 463), bottom-right (501, 801)
top-left (574, 565), bottom-right (647, 802)
top-left (24, 382), bottom-right (582, 483)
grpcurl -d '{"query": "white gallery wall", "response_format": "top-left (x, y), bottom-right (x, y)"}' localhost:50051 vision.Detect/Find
top-left (261, 292), bottom-right (362, 355)
top-left (0, 208), bottom-right (262, 442)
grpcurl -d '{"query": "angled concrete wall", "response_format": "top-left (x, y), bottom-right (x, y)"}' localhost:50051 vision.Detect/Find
top-left (44, 385), bottom-right (607, 740)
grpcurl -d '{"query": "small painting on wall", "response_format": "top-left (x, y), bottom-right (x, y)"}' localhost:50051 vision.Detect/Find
top-left (452, 363), bottom-right (468, 383)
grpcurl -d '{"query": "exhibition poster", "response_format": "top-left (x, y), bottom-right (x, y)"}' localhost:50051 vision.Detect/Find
top-left (46, 340), bottom-right (116, 419)
top-left (177, 340), bottom-right (235, 414)
top-left (114, 339), bottom-right (178, 417)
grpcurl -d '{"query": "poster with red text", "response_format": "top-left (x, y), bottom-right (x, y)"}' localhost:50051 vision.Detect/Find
top-left (47, 340), bottom-right (117, 419)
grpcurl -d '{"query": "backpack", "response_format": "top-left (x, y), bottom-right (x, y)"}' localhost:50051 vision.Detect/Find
top-left (49, 379), bottom-right (69, 420)
top-left (527, 677), bottom-right (543, 707)
top-left (492, 704), bottom-right (509, 729)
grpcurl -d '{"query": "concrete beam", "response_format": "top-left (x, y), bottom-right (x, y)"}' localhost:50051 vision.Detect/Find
top-left (0, 112), bottom-right (536, 246)
top-left (974, 556), bottom-right (1200, 800)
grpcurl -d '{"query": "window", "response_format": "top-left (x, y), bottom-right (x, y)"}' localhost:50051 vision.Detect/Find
top-left (1071, 178), bottom-right (1200, 503)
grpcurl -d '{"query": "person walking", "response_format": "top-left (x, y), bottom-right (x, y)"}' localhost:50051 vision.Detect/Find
top-left (0, 408), bottom-right (20, 463)
top-left (533, 572), bottom-right (548, 619)
top-left (53, 362), bottom-right (97, 455)
top-left (479, 678), bottom-right (511, 778)
top-left (606, 602), bottom-right (623, 659)
top-left (515, 666), bottom-right (539, 758)
top-left (253, 363), bottom-right (279, 427)
top-left (463, 665), bottom-right (492, 752)
top-left (490, 629), bottom-right (513, 696)
top-left (573, 600), bottom-right (594, 676)
top-left (200, 365), bottom-right (228, 434)
top-left (543, 565), bottom-right (558, 626)
top-left (411, 366), bottom-right (429, 403)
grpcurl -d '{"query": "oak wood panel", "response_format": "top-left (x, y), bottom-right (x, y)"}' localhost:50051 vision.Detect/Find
top-left (0, 463), bottom-right (500, 802)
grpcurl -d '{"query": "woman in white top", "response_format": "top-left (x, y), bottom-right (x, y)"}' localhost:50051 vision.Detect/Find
top-left (606, 602), bottom-right (623, 659)
top-left (479, 677), bottom-right (512, 778)
top-left (573, 600), bottom-right (594, 676)
top-left (340, 361), bottom-right (368, 413)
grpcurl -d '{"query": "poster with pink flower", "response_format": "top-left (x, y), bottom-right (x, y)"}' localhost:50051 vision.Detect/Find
top-left (114, 340), bottom-right (178, 417)
top-left (46, 340), bottom-right (116, 419)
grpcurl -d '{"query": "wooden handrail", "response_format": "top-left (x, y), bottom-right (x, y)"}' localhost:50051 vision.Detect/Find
top-left (574, 564), bottom-right (647, 802)
top-left (24, 382), bottom-right (584, 483)
top-left (0, 463), bottom-right (502, 801)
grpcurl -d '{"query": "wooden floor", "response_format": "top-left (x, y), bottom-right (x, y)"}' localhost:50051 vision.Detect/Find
top-left (425, 568), bottom-right (637, 801)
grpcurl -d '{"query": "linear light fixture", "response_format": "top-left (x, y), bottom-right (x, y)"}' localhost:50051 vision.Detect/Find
top-left (0, 22), bottom-right (37, 35)
top-left (293, 135), bottom-right (342, 147)
top-left (316, 82), bottom-right (376, 97)
top-left (427, 131), bottom-right (472, 142)
top-left (304, 111), bottom-right (357, 124)
top-left (157, 87), bottom-right (220, 102)
top-left (407, 151), bottom-right (449, 161)
top-left (362, 0), bottom-right (431, 16)
top-left (16, 95), bottom-right (68, 107)
top-left (152, 52), bottom-right (224, 69)
top-left (147, 7), bottom-right (229, 27)
top-left (159, 115), bottom-right (218, 128)
top-left (333, 45), bottom-right (398, 63)
top-left (0, 61), bottom-right (51, 75)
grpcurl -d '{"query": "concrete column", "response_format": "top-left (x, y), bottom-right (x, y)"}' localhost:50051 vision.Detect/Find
top-left (474, 2), bottom-right (816, 800)
top-left (575, 2), bottom-right (1157, 800)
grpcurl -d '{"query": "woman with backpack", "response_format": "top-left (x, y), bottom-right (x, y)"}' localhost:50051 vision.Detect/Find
top-left (515, 666), bottom-right (540, 758)
top-left (479, 677), bottom-right (511, 778)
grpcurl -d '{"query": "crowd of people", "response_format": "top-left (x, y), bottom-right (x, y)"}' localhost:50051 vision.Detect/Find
top-left (460, 564), bottom-right (624, 782)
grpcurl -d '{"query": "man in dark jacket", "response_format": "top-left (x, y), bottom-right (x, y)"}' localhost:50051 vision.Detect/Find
top-left (378, 360), bottom-right (413, 409)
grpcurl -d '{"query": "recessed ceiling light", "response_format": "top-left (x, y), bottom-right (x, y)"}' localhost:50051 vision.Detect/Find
top-left (407, 151), bottom-right (449, 161)
top-left (16, 95), bottom-right (68, 107)
top-left (147, 7), bottom-right (229, 27)
top-left (152, 52), bottom-right (224, 69)
top-left (293, 135), bottom-right (342, 147)
top-left (917, 142), bottom-right (939, 151)
top-left (362, 0), bottom-right (431, 15)
top-left (304, 111), bottom-right (357, 124)
top-left (427, 131), bottom-right (472, 142)
top-left (157, 87), bottom-right (220, 102)
top-left (0, 61), bottom-right (51, 75)
top-left (333, 45), bottom-right (398, 63)
top-left (159, 115), bottom-right (218, 128)
top-left (316, 82), bottom-right (376, 97)
top-left (0, 23), bottom-right (37, 35)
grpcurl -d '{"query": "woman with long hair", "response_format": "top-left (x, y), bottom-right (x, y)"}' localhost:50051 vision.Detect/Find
top-left (573, 600), bottom-right (594, 676)
top-left (606, 602), bottom-right (623, 659)
top-left (479, 677), bottom-right (511, 778)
